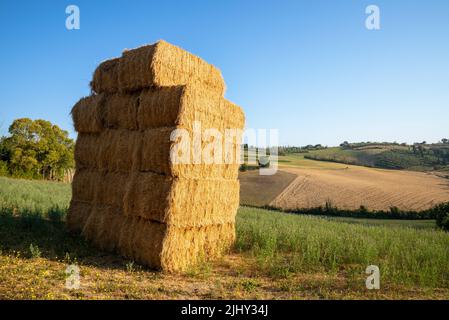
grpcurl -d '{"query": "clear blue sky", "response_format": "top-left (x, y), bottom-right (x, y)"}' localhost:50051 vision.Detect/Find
top-left (0, 0), bottom-right (448, 146)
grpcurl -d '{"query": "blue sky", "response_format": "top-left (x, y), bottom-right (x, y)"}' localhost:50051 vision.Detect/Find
top-left (0, 0), bottom-right (448, 146)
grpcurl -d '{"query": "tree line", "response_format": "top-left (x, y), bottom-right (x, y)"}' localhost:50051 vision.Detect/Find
top-left (0, 118), bottom-right (75, 181)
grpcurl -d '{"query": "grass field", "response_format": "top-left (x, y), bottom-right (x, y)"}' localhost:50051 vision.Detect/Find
top-left (1, 176), bottom-right (449, 299)
top-left (325, 216), bottom-right (436, 229)
top-left (0, 176), bottom-right (71, 214)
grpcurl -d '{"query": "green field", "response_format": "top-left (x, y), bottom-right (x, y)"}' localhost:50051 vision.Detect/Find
top-left (300, 144), bottom-right (449, 171)
top-left (237, 207), bottom-right (449, 288)
top-left (0, 176), bottom-right (71, 214)
top-left (325, 216), bottom-right (436, 229)
top-left (1, 176), bottom-right (449, 299)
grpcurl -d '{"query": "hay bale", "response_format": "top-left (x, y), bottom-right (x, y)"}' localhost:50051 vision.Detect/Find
top-left (82, 205), bottom-right (123, 252)
top-left (80, 205), bottom-right (235, 271)
top-left (138, 85), bottom-right (245, 132)
top-left (120, 216), bottom-right (166, 268)
top-left (71, 168), bottom-right (97, 203)
top-left (72, 85), bottom-right (245, 133)
top-left (123, 172), bottom-right (240, 227)
top-left (91, 40), bottom-right (226, 95)
top-left (66, 200), bottom-right (92, 233)
top-left (103, 92), bottom-right (140, 130)
top-left (71, 95), bottom-right (105, 133)
top-left (98, 130), bottom-right (141, 172)
top-left (74, 128), bottom-right (241, 179)
top-left (140, 127), bottom-right (242, 179)
top-left (160, 222), bottom-right (235, 272)
top-left (72, 168), bottom-right (239, 227)
top-left (73, 85), bottom-right (244, 133)
top-left (69, 40), bottom-right (245, 272)
top-left (73, 133), bottom-right (98, 169)
top-left (91, 58), bottom-right (120, 94)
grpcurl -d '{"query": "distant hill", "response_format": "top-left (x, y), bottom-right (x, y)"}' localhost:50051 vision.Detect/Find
top-left (303, 142), bottom-right (449, 172)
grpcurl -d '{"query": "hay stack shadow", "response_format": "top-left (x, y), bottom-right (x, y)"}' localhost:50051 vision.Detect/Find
top-left (68, 40), bottom-right (245, 272)
top-left (0, 212), bottom-right (132, 271)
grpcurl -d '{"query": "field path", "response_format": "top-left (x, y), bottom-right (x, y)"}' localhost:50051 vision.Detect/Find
top-left (270, 166), bottom-right (449, 211)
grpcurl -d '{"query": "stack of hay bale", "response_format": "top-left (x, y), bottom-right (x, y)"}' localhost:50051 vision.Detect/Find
top-left (67, 40), bottom-right (245, 271)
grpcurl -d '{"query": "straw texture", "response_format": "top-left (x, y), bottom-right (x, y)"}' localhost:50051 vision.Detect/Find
top-left (74, 128), bottom-right (242, 179)
top-left (67, 40), bottom-right (244, 272)
top-left (72, 85), bottom-right (244, 134)
top-left (91, 40), bottom-right (226, 95)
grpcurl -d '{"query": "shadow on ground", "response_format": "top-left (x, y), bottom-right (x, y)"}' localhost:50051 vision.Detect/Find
top-left (0, 212), bottom-right (134, 271)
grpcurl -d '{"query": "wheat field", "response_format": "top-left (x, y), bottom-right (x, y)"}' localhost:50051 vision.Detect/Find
top-left (271, 165), bottom-right (449, 211)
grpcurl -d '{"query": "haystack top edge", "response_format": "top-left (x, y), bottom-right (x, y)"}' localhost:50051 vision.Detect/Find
top-left (91, 40), bottom-right (227, 95)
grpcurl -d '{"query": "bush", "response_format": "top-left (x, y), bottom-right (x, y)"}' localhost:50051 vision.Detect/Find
top-left (435, 202), bottom-right (449, 231)
top-left (0, 161), bottom-right (8, 177)
top-left (29, 243), bottom-right (41, 258)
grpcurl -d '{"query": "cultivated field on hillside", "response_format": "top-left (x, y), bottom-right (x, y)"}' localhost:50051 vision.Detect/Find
top-left (303, 143), bottom-right (449, 171)
top-left (1, 176), bottom-right (449, 299)
top-left (271, 165), bottom-right (449, 211)
top-left (239, 170), bottom-right (297, 206)
top-left (241, 154), bottom-right (449, 211)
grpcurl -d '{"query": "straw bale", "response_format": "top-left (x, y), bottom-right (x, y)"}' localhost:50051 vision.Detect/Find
top-left (71, 168), bottom-right (97, 203)
top-left (69, 40), bottom-right (245, 272)
top-left (98, 129), bottom-right (141, 172)
top-left (81, 205), bottom-right (123, 252)
top-left (81, 205), bottom-right (235, 271)
top-left (123, 172), bottom-right (240, 227)
top-left (139, 127), bottom-right (242, 179)
top-left (138, 85), bottom-right (245, 131)
top-left (68, 188), bottom-right (236, 271)
top-left (91, 40), bottom-right (226, 95)
top-left (66, 200), bottom-right (92, 233)
top-left (103, 92), bottom-right (140, 130)
top-left (91, 58), bottom-right (120, 94)
top-left (71, 168), bottom-right (128, 207)
top-left (71, 85), bottom-right (244, 134)
top-left (74, 128), bottom-right (241, 178)
top-left (160, 222), bottom-right (235, 272)
top-left (74, 130), bottom-right (141, 172)
top-left (71, 94), bottom-right (105, 133)
top-left (74, 133), bottom-right (99, 169)
top-left (93, 170), bottom-right (128, 207)
top-left (120, 216), bottom-right (166, 267)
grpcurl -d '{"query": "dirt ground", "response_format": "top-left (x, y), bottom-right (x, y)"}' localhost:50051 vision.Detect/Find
top-left (271, 166), bottom-right (449, 211)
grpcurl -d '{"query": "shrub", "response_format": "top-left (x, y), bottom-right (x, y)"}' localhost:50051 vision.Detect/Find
top-left (29, 243), bottom-right (41, 258)
top-left (0, 161), bottom-right (8, 177)
top-left (435, 202), bottom-right (449, 231)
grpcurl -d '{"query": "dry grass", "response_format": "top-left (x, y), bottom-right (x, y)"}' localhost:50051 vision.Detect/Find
top-left (271, 166), bottom-right (449, 211)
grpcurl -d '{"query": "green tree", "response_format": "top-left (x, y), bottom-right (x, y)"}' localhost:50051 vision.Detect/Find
top-left (0, 118), bottom-right (74, 180)
top-left (435, 202), bottom-right (449, 232)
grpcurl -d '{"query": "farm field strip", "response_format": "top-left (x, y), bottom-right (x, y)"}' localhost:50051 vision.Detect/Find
top-left (271, 165), bottom-right (449, 211)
